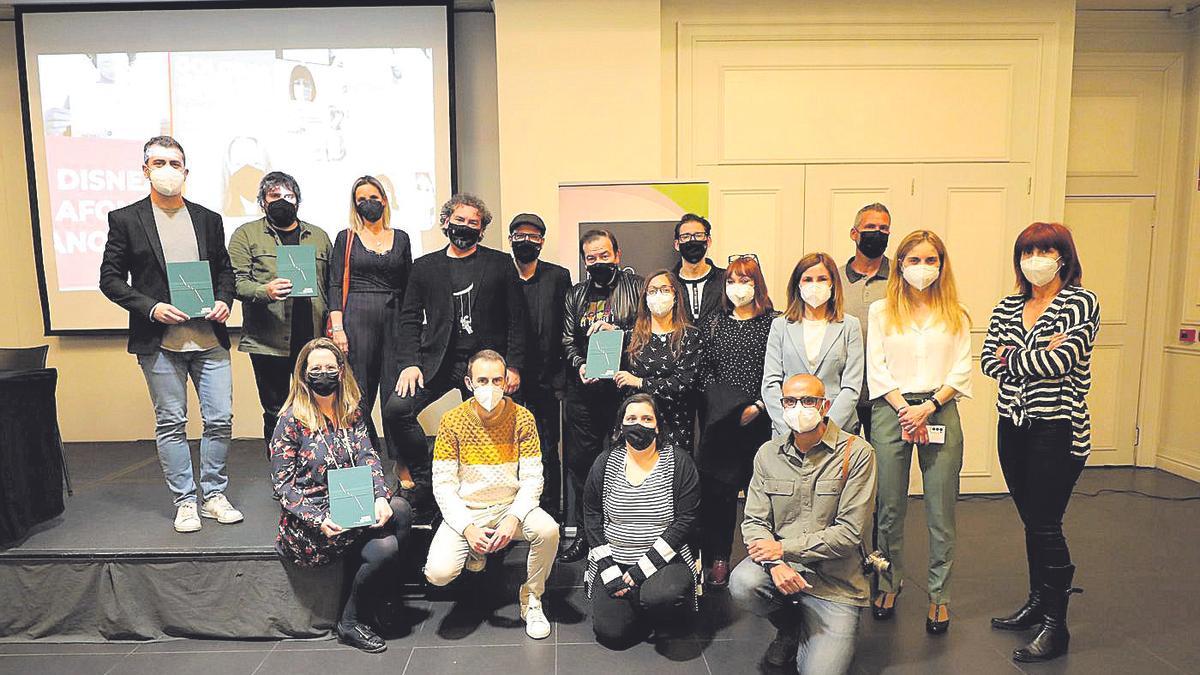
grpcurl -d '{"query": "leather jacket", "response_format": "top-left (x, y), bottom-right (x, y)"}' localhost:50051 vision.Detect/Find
top-left (562, 267), bottom-right (644, 370)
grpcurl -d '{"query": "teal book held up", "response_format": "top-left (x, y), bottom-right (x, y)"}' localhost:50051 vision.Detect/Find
top-left (327, 465), bottom-right (375, 529)
top-left (584, 329), bottom-right (625, 380)
top-left (166, 261), bottom-right (215, 318)
top-left (276, 245), bottom-right (319, 298)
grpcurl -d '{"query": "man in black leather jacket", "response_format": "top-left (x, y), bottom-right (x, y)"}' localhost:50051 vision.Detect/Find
top-left (557, 229), bottom-right (643, 563)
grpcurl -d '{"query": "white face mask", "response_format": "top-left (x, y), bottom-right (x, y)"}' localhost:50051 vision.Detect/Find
top-left (647, 293), bottom-right (675, 317)
top-left (783, 405), bottom-right (823, 433)
top-left (902, 263), bottom-right (939, 291)
top-left (800, 282), bottom-right (832, 309)
top-left (726, 283), bottom-right (755, 308)
top-left (472, 384), bottom-right (503, 412)
top-left (148, 166), bottom-right (186, 197)
top-left (1020, 256), bottom-right (1061, 288)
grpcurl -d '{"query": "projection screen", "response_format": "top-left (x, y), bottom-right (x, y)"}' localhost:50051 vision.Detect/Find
top-left (17, 3), bottom-right (454, 333)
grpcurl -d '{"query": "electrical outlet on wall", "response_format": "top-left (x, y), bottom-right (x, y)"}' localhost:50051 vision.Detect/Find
top-left (1180, 328), bottom-right (1198, 344)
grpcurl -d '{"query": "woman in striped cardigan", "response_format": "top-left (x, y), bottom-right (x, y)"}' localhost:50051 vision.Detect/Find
top-left (583, 393), bottom-right (701, 649)
top-left (981, 222), bottom-right (1100, 664)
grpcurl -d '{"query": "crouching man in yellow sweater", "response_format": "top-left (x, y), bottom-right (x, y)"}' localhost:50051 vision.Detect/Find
top-left (424, 349), bottom-right (560, 639)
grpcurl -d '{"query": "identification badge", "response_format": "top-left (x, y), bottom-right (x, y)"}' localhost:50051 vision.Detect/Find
top-left (927, 425), bottom-right (947, 444)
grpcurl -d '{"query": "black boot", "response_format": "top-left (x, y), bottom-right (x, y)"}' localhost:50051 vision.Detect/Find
top-left (763, 623), bottom-right (801, 669)
top-left (991, 588), bottom-right (1045, 631)
top-left (1013, 565), bottom-right (1081, 663)
top-left (556, 535), bottom-right (587, 564)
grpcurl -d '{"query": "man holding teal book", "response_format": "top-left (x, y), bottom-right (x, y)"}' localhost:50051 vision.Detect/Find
top-left (229, 171), bottom-right (332, 441)
top-left (100, 135), bottom-right (243, 534)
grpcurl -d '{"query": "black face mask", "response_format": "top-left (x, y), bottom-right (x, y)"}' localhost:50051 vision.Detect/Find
top-left (679, 241), bottom-right (708, 265)
top-left (512, 240), bottom-right (541, 264)
top-left (306, 371), bottom-right (340, 397)
top-left (857, 230), bottom-right (888, 259)
top-left (586, 262), bottom-right (618, 287)
top-left (355, 199), bottom-right (385, 223)
top-left (266, 199), bottom-right (297, 228)
top-left (445, 223), bottom-right (482, 250)
top-left (622, 423), bottom-right (657, 451)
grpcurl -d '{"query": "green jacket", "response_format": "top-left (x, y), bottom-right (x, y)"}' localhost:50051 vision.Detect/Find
top-left (228, 218), bottom-right (332, 356)
top-left (742, 421), bottom-right (877, 607)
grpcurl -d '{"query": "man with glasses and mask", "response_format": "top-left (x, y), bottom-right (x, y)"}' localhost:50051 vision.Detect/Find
top-left (730, 374), bottom-right (876, 675)
top-left (838, 203), bottom-right (892, 436)
top-left (384, 194), bottom-right (529, 521)
top-left (557, 229), bottom-right (643, 563)
top-left (100, 135), bottom-right (242, 533)
top-left (670, 213), bottom-right (725, 325)
top-left (508, 213), bottom-right (571, 520)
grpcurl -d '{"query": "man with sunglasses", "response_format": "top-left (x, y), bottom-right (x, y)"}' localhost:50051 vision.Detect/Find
top-left (730, 374), bottom-right (876, 675)
top-left (508, 213), bottom-right (571, 521)
top-left (670, 213), bottom-right (725, 325)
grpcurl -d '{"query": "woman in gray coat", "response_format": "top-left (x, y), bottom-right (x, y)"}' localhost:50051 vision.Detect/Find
top-left (762, 252), bottom-right (864, 435)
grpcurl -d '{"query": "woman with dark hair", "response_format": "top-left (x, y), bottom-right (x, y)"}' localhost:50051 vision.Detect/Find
top-left (696, 254), bottom-right (779, 587)
top-left (583, 393), bottom-right (700, 648)
top-left (328, 176), bottom-right (412, 473)
top-left (982, 222), bottom-right (1098, 663)
top-left (613, 271), bottom-right (704, 451)
top-left (270, 338), bottom-right (413, 653)
top-left (763, 252), bottom-right (864, 435)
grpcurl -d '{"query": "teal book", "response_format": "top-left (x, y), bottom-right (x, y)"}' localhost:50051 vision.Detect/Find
top-left (276, 245), bottom-right (319, 298)
top-left (585, 329), bottom-right (625, 380)
top-left (327, 465), bottom-right (375, 529)
top-left (166, 261), bottom-right (215, 318)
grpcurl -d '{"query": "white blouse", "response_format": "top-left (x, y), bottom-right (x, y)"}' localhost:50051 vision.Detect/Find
top-left (866, 299), bottom-right (973, 400)
top-left (801, 318), bottom-right (828, 366)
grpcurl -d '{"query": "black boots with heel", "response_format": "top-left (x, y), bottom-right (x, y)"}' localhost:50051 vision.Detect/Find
top-left (1012, 564), bottom-right (1081, 663)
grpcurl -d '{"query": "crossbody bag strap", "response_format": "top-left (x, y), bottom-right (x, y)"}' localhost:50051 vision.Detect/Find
top-left (340, 229), bottom-right (355, 311)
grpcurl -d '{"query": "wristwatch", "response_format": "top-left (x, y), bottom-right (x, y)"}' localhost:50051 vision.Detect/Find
top-left (926, 396), bottom-right (943, 412)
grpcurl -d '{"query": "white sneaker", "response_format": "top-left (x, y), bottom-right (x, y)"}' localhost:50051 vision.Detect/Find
top-left (523, 605), bottom-right (551, 640)
top-left (200, 494), bottom-right (244, 524)
top-left (465, 551), bottom-right (486, 573)
top-left (174, 502), bottom-right (202, 533)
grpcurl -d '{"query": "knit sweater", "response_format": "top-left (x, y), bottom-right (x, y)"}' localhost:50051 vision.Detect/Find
top-left (431, 398), bottom-right (544, 534)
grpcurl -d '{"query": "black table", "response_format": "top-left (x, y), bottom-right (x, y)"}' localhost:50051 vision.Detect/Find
top-left (0, 368), bottom-right (67, 545)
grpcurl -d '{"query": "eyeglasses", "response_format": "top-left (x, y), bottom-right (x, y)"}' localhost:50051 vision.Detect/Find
top-left (510, 233), bottom-right (544, 244)
top-left (646, 288), bottom-right (675, 297)
top-left (677, 232), bottom-right (709, 243)
top-left (781, 395), bottom-right (826, 409)
top-left (728, 253), bottom-right (759, 265)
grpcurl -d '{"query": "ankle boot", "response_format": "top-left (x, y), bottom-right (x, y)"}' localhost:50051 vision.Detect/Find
top-left (991, 587), bottom-right (1045, 631)
top-left (1013, 564), bottom-right (1081, 663)
top-left (556, 536), bottom-right (587, 564)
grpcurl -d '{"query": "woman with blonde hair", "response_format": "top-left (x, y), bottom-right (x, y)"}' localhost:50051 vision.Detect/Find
top-left (327, 176), bottom-right (412, 472)
top-left (762, 251), bottom-right (864, 436)
top-left (270, 337), bottom-right (413, 652)
top-left (866, 230), bottom-right (971, 635)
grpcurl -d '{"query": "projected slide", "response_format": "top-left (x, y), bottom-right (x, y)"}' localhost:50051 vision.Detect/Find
top-left (19, 5), bottom-right (452, 332)
top-left (38, 48), bottom-right (437, 292)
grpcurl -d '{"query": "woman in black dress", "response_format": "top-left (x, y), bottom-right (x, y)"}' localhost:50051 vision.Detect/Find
top-left (328, 176), bottom-right (412, 461)
top-left (614, 270), bottom-right (703, 451)
top-left (696, 255), bottom-right (778, 587)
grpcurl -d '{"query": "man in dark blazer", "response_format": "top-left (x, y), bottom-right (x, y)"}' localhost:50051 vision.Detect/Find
top-left (99, 135), bottom-right (242, 534)
top-left (383, 193), bottom-right (529, 519)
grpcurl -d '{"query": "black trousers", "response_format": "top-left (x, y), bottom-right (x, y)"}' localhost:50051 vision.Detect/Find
top-left (381, 358), bottom-right (471, 497)
top-left (340, 496), bottom-right (414, 627)
top-left (344, 290), bottom-right (401, 457)
top-left (700, 477), bottom-right (741, 564)
top-left (591, 559), bottom-right (694, 648)
top-left (517, 384), bottom-right (563, 520)
top-left (562, 380), bottom-right (622, 527)
top-left (997, 417), bottom-right (1086, 589)
top-left (249, 348), bottom-right (303, 442)
top-left (855, 404), bottom-right (872, 440)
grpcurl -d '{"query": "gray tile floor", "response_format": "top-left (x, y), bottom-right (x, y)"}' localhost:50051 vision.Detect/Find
top-left (3, 464), bottom-right (1198, 674)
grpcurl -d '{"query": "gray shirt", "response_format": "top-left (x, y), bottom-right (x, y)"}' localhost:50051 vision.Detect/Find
top-left (741, 421), bottom-right (876, 607)
top-left (153, 203), bottom-right (218, 352)
top-left (839, 256), bottom-right (890, 405)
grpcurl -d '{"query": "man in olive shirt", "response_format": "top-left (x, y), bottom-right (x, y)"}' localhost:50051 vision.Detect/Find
top-left (838, 203), bottom-right (891, 436)
top-left (730, 374), bottom-right (876, 675)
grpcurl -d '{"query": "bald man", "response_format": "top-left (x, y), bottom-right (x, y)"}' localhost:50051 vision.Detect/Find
top-left (730, 374), bottom-right (876, 675)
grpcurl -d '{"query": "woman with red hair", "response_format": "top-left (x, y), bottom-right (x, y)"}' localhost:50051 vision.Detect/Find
top-left (695, 255), bottom-right (779, 586)
top-left (982, 222), bottom-right (1098, 663)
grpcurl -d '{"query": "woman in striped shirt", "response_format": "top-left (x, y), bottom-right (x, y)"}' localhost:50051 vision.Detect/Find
top-left (583, 393), bottom-right (701, 649)
top-left (982, 222), bottom-right (1099, 663)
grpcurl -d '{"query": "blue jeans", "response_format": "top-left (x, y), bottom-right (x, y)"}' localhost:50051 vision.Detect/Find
top-left (730, 558), bottom-right (861, 675)
top-left (137, 347), bottom-right (233, 505)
